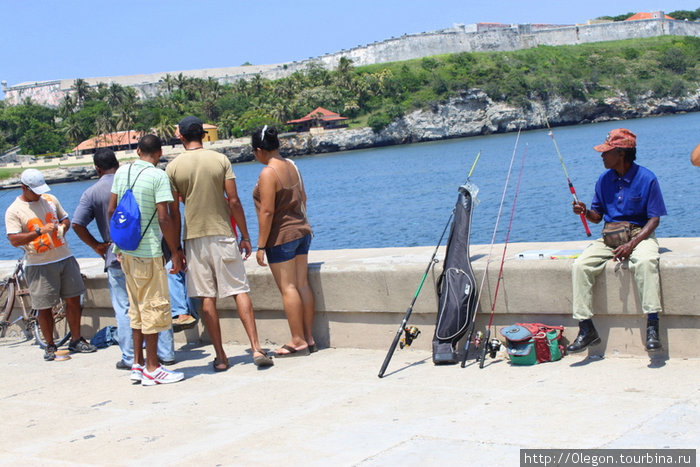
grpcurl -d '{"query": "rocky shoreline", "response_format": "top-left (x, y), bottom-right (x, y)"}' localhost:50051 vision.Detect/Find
top-left (2, 89), bottom-right (698, 189)
top-left (222, 88), bottom-right (700, 161)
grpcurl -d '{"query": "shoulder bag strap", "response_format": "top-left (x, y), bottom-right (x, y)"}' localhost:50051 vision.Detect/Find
top-left (129, 164), bottom-right (159, 244)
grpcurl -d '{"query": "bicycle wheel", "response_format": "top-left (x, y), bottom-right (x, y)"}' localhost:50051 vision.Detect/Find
top-left (0, 281), bottom-right (32, 343)
top-left (0, 280), bottom-right (14, 320)
top-left (32, 300), bottom-right (71, 348)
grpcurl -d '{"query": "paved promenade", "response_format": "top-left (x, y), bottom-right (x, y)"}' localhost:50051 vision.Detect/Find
top-left (0, 338), bottom-right (697, 466)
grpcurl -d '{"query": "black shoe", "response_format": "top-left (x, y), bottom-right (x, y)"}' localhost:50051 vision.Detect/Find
top-left (115, 360), bottom-right (131, 370)
top-left (44, 344), bottom-right (57, 361)
top-left (646, 319), bottom-right (662, 352)
top-left (567, 319), bottom-right (601, 353)
top-left (158, 358), bottom-right (176, 366)
top-left (69, 337), bottom-right (97, 353)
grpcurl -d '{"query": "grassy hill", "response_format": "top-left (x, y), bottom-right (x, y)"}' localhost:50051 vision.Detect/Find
top-left (1, 36), bottom-right (699, 155)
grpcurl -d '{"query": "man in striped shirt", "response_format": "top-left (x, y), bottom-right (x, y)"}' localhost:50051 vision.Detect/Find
top-left (108, 135), bottom-right (185, 386)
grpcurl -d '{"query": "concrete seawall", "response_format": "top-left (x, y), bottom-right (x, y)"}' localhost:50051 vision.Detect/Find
top-left (2, 238), bottom-right (698, 358)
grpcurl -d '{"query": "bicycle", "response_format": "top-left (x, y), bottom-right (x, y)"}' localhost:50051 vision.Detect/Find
top-left (0, 258), bottom-right (70, 348)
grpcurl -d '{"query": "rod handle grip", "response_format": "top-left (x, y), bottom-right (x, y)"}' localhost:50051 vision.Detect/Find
top-left (579, 212), bottom-right (592, 237)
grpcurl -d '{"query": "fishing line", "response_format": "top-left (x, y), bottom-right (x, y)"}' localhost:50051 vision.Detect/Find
top-left (461, 126), bottom-right (522, 367)
top-left (541, 112), bottom-right (592, 237)
top-left (486, 145), bottom-right (528, 330)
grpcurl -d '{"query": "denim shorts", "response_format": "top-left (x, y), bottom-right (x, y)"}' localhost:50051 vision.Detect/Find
top-left (265, 234), bottom-right (312, 264)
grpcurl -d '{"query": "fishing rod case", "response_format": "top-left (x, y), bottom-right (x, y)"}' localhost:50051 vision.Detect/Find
top-left (432, 183), bottom-right (479, 364)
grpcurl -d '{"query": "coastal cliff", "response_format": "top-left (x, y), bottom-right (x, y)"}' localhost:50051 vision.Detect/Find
top-left (224, 88), bottom-right (700, 161)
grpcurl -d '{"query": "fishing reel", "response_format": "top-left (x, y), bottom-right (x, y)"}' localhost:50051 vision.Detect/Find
top-left (473, 331), bottom-right (485, 348)
top-left (475, 333), bottom-right (502, 364)
top-left (399, 326), bottom-right (421, 349)
top-left (486, 338), bottom-right (502, 359)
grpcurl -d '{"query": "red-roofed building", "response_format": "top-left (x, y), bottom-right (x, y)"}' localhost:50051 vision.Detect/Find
top-left (625, 11), bottom-right (675, 21)
top-left (73, 130), bottom-right (145, 154)
top-left (286, 107), bottom-right (348, 132)
top-left (73, 124), bottom-right (218, 155)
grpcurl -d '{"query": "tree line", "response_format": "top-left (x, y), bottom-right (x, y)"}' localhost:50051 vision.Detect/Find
top-left (1, 34), bottom-right (699, 156)
top-left (598, 7), bottom-right (700, 21)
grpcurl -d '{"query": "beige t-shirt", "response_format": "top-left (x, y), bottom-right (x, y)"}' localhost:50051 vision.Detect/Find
top-left (4, 194), bottom-right (73, 265)
top-left (166, 148), bottom-right (235, 240)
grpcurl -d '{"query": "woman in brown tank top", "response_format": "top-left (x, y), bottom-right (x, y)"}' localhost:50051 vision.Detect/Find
top-left (252, 126), bottom-right (316, 357)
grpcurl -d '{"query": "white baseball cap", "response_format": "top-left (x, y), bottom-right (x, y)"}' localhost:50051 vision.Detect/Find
top-left (20, 169), bottom-right (50, 194)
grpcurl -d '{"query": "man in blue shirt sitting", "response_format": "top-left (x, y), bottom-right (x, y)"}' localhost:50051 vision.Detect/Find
top-left (569, 128), bottom-right (666, 353)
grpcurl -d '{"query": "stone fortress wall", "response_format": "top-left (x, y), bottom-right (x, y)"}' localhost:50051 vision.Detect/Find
top-left (3, 14), bottom-right (700, 107)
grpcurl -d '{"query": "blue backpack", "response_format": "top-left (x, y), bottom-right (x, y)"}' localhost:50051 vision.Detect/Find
top-left (110, 164), bottom-right (156, 251)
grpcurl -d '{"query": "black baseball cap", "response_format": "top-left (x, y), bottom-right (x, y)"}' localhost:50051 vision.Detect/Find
top-left (178, 116), bottom-right (204, 134)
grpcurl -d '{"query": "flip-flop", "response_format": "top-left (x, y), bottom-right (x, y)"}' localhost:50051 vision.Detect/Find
top-left (253, 352), bottom-right (274, 367)
top-left (212, 359), bottom-right (230, 372)
top-left (308, 343), bottom-right (318, 353)
top-left (272, 344), bottom-right (310, 358)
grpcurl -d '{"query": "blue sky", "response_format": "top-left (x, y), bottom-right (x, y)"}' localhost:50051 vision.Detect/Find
top-left (1, 0), bottom-right (697, 99)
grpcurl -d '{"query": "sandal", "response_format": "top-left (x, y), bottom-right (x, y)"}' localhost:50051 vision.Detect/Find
top-left (272, 344), bottom-right (310, 358)
top-left (212, 359), bottom-right (230, 372)
top-left (253, 351), bottom-right (274, 367)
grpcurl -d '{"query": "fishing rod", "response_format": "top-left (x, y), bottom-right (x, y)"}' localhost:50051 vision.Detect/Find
top-left (478, 144), bottom-right (528, 369)
top-left (542, 113), bottom-right (592, 237)
top-left (461, 128), bottom-right (522, 368)
top-left (378, 152), bottom-right (481, 378)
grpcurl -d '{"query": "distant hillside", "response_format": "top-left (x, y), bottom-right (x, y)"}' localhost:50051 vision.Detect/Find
top-left (3, 12), bottom-right (698, 108)
top-left (1, 36), bottom-right (699, 157)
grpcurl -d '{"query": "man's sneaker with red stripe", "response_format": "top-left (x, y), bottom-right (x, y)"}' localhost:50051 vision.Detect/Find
top-left (130, 364), bottom-right (144, 384)
top-left (141, 365), bottom-right (184, 386)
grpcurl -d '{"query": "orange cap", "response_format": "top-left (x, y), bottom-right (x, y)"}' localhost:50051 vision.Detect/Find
top-left (594, 128), bottom-right (636, 152)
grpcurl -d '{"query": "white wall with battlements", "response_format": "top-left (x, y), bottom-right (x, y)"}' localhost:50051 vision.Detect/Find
top-left (4, 17), bottom-right (699, 107)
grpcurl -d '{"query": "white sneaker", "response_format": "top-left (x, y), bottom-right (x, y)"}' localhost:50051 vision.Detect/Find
top-left (130, 364), bottom-right (144, 384)
top-left (141, 365), bottom-right (185, 386)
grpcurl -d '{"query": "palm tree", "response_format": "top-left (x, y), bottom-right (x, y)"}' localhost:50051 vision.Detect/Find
top-left (336, 56), bottom-right (355, 89)
top-left (57, 94), bottom-right (76, 119)
top-left (118, 88), bottom-right (138, 150)
top-left (337, 56), bottom-right (354, 74)
top-left (270, 102), bottom-right (291, 123)
top-left (202, 77), bottom-right (222, 100)
top-left (202, 97), bottom-right (218, 121)
top-left (95, 113), bottom-right (115, 147)
top-left (62, 118), bottom-right (84, 154)
top-left (72, 78), bottom-right (91, 107)
top-left (272, 79), bottom-right (294, 100)
top-left (175, 73), bottom-right (188, 92)
top-left (183, 77), bottom-right (204, 101)
top-left (154, 115), bottom-right (175, 144)
top-left (159, 74), bottom-right (176, 95)
top-left (106, 83), bottom-right (124, 108)
top-left (116, 105), bottom-right (135, 150)
top-left (217, 114), bottom-right (236, 140)
top-left (251, 74), bottom-right (266, 97)
top-left (232, 79), bottom-right (249, 98)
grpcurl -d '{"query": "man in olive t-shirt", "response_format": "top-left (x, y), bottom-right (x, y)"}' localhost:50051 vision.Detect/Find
top-left (166, 116), bottom-right (272, 370)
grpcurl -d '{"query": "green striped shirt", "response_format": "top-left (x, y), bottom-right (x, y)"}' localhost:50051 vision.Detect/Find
top-left (111, 160), bottom-right (173, 258)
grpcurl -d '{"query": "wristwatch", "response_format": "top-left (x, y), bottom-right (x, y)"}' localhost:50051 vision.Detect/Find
top-left (34, 227), bottom-right (42, 236)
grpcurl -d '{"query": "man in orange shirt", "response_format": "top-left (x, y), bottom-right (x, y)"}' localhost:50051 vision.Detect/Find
top-left (5, 169), bottom-right (97, 361)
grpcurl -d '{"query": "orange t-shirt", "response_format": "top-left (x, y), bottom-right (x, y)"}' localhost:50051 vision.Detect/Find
top-left (4, 194), bottom-right (72, 265)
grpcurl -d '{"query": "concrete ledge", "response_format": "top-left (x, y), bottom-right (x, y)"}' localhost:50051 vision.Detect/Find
top-left (2, 238), bottom-right (698, 358)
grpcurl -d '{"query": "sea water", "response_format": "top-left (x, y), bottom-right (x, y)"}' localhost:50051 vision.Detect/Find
top-left (1, 112), bottom-right (698, 261)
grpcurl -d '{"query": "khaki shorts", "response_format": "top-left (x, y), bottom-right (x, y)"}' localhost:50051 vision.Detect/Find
top-left (121, 255), bottom-right (171, 334)
top-left (185, 235), bottom-right (250, 299)
top-left (25, 257), bottom-right (85, 310)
